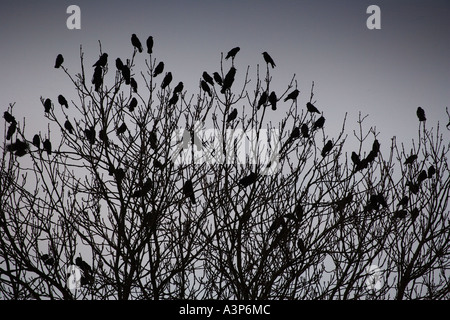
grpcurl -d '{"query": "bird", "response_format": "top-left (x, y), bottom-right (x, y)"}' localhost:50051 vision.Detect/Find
top-left (99, 128), bottom-right (108, 144)
top-left (417, 170), bottom-right (428, 185)
top-left (268, 91), bottom-right (277, 110)
top-left (416, 107), bottom-right (426, 122)
top-left (257, 91), bottom-right (268, 109)
top-left (262, 52), bottom-right (276, 68)
top-left (32, 134), bottom-right (40, 149)
top-left (130, 78), bottom-right (138, 93)
top-left (393, 210), bottom-right (407, 219)
top-left (173, 82), bottom-right (184, 95)
top-left (43, 139), bottom-right (52, 155)
top-left (146, 36), bottom-right (153, 54)
top-left (221, 67), bottom-right (236, 94)
top-left (300, 124), bottom-right (309, 138)
top-left (169, 93), bottom-right (179, 106)
top-left (131, 179), bottom-right (153, 198)
top-left (372, 140), bottom-right (380, 155)
top-left (306, 102), bottom-right (320, 114)
top-left (202, 72), bottom-right (214, 86)
top-left (116, 122), bottom-right (127, 135)
top-left (92, 53), bottom-right (108, 68)
top-left (58, 94), bottom-right (68, 108)
top-left (6, 122), bottom-right (16, 140)
top-left (284, 89), bottom-right (300, 102)
top-left (407, 181), bottom-right (420, 195)
top-left (225, 47), bottom-right (240, 60)
top-left (313, 116), bottom-right (325, 130)
top-left (75, 256), bottom-right (92, 285)
top-left (201, 80), bottom-right (212, 97)
top-left (6, 140), bottom-right (29, 157)
top-left (183, 179), bottom-right (196, 204)
top-left (92, 65), bottom-right (103, 92)
top-left (161, 72), bottom-right (173, 89)
top-left (321, 140), bottom-right (333, 157)
top-left (297, 239), bottom-right (307, 255)
top-left (64, 119), bottom-right (74, 134)
top-left (287, 127), bottom-right (300, 144)
top-left (153, 61), bottom-right (164, 77)
top-left (149, 131), bottom-right (157, 150)
top-left (3, 111), bottom-right (16, 124)
top-left (43, 98), bottom-right (52, 113)
top-left (397, 196), bottom-right (409, 208)
top-left (131, 34), bottom-right (143, 53)
top-left (227, 108), bottom-right (238, 123)
top-left (54, 54), bottom-right (64, 68)
top-left (428, 165), bottom-right (436, 178)
top-left (40, 254), bottom-right (55, 267)
top-left (351, 152), bottom-right (361, 166)
top-left (377, 193), bottom-right (388, 208)
top-left (294, 203), bottom-right (304, 222)
top-left (84, 126), bottom-right (96, 145)
top-left (115, 168), bottom-right (125, 184)
top-left (128, 97), bottom-right (137, 112)
top-left (121, 65), bottom-right (131, 85)
top-left (404, 154), bottom-right (418, 165)
top-left (154, 159), bottom-right (164, 169)
top-left (239, 172), bottom-right (257, 187)
top-left (116, 58), bottom-right (124, 71)
top-left (410, 207), bottom-right (420, 222)
top-left (213, 72), bottom-right (223, 86)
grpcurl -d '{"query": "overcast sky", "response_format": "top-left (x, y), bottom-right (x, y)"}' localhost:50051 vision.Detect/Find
top-left (1, 0), bottom-right (449, 149)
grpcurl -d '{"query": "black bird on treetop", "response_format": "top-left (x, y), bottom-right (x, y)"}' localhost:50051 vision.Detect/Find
top-left (64, 119), bottom-right (74, 134)
top-left (221, 67), bottom-right (236, 94)
top-left (306, 102), bottom-right (320, 114)
top-left (173, 82), bottom-right (184, 95)
top-left (129, 97), bottom-right (137, 112)
top-left (153, 61), bottom-right (164, 77)
top-left (121, 65), bottom-right (131, 85)
top-left (257, 91), bottom-right (268, 110)
top-left (58, 94), bottom-right (68, 108)
top-left (404, 154), bottom-right (418, 165)
top-left (99, 128), bottom-right (108, 145)
top-left (169, 93), bottom-right (179, 106)
top-left (410, 207), bottom-right (420, 222)
top-left (84, 126), bottom-right (96, 145)
top-left (287, 126), bottom-right (300, 144)
top-left (161, 72), bottom-right (173, 89)
top-left (417, 107), bottom-right (426, 122)
top-left (269, 91), bottom-right (277, 110)
top-left (149, 131), bottom-right (157, 150)
top-left (284, 89), bottom-right (300, 102)
top-left (428, 165), bottom-right (436, 178)
top-left (321, 140), bottom-right (333, 157)
top-left (43, 98), bottom-right (52, 113)
top-left (131, 179), bottom-right (153, 198)
top-left (351, 152), bottom-right (361, 166)
top-left (117, 122), bottom-right (127, 135)
top-left (239, 172), bottom-right (257, 187)
top-left (417, 170), bottom-right (428, 185)
top-left (225, 47), bottom-right (240, 60)
top-left (130, 78), bottom-right (138, 93)
top-left (183, 179), bottom-right (196, 204)
top-left (201, 80), bottom-right (212, 97)
top-left (146, 36), bottom-right (153, 54)
top-left (131, 34), bottom-right (143, 53)
top-left (313, 116), bottom-right (325, 130)
top-left (40, 254), bottom-right (54, 267)
top-left (213, 72), bottom-right (223, 86)
top-left (262, 51), bottom-right (276, 68)
top-left (43, 139), bottom-right (52, 155)
top-left (6, 122), bottom-right (16, 140)
top-left (92, 65), bottom-right (103, 92)
top-left (54, 54), bottom-right (64, 68)
top-left (407, 181), bottom-right (419, 195)
top-left (93, 53), bottom-right (108, 68)
top-left (202, 72), bottom-right (214, 86)
top-left (32, 134), bottom-right (40, 149)
top-left (3, 111), bottom-right (16, 124)
top-left (301, 124), bottom-right (309, 138)
top-left (116, 58), bottom-right (124, 71)
top-left (227, 108), bottom-right (238, 123)
top-left (6, 140), bottom-right (29, 157)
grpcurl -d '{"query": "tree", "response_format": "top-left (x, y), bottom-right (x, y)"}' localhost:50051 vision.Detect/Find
top-left (1, 35), bottom-right (449, 300)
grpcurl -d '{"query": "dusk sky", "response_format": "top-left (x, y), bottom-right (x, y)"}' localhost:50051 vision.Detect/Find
top-left (1, 0), bottom-right (449, 148)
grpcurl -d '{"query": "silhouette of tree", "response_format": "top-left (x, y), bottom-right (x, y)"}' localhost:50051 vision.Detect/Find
top-left (1, 36), bottom-right (449, 301)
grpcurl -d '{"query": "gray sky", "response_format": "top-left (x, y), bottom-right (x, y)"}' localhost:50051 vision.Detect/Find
top-left (1, 0), bottom-right (449, 148)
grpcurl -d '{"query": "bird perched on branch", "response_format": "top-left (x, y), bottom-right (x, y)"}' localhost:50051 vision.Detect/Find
top-left (213, 72), bottom-right (223, 86)
top-left (161, 72), bottom-right (173, 89)
top-left (153, 61), bottom-right (164, 77)
top-left (428, 165), bottom-right (436, 178)
top-left (269, 91), bottom-right (277, 110)
top-left (43, 139), bottom-right (52, 155)
top-left (6, 140), bottom-right (29, 157)
top-left (131, 34), bottom-right (143, 53)
top-left (84, 126), bottom-right (96, 145)
top-left (92, 53), bottom-right (108, 68)
top-left (121, 65), bottom-right (131, 85)
top-left (58, 94), bottom-right (68, 108)
top-left (173, 82), bottom-right (184, 95)
top-left (146, 36), bottom-right (153, 54)
top-left (257, 91), bottom-right (268, 110)
top-left (32, 134), bottom-right (40, 149)
top-left (4, 111), bottom-right (16, 124)
top-left (262, 51), bottom-right (276, 68)
top-left (130, 78), bottom-right (138, 93)
top-left (227, 108), bottom-right (238, 123)
top-left (131, 179), bottom-right (153, 198)
top-left (116, 58), bottom-right (124, 71)
top-left (416, 107), bottom-right (426, 122)
top-left (201, 80), bottom-right (212, 97)
top-left (6, 121), bottom-right (16, 140)
top-left (221, 67), bottom-right (236, 94)
top-left (43, 98), bottom-right (52, 113)
top-left (225, 47), bottom-right (240, 60)
top-left (404, 154), bottom-right (418, 165)
top-left (321, 140), bottom-right (333, 157)
top-left (284, 89), bottom-right (299, 102)
top-left (128, 97), bottom-right (137, 112)
top-left (313, 116), bottom-right (325, 130)
top-left (54, 54), bottom-right (64, 68)
top-left (202, 72), bottom-right (214, 86)
top-left (116, 122), bottom-right (127, 135)
top-left (64, 119), bottom-right (74, 134)
top-left (306, 102), bottom-right (320, 114)
top-left (183, 179), bottom-right (196, 204)
top-left (301, 124), bottom-right (309, 138)
top-left (92, 65), bottom-right (103, 92)
top-left (239, 172), bottom-right (257, 187)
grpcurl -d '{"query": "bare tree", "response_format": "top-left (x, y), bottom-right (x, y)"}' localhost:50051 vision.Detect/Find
top-left (1, 36), bottom-right (449, 300)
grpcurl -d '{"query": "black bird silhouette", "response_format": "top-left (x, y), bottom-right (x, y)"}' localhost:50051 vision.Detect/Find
top-left (115, 168), bottom-right (125, 184)
top-left (301, 124), bottom-right (309, 138)
top-left (146, 36), bottom-right (153, 54)
top-left (239, 172), bottom-right (257, 187)
top-left (161, 72), bottom-right (173, 89)
top-left (149, 131), bottom-right (157, 150)
top-left (284, 89), bottom-right (299, 102)
top-left (227, 108), bottom-right (238, 123)
top-left (117, 122), bottom-right (127, 135)
top-left (202, 72), bottom-right (214, 86)
top-left (40, 254), bottom-right (55, 267)
top-left (183, 179), bottom-right (196, 204)
top-left (173, 82), bottom-right (184, 95)
top-left (131, 34), bottom-right (143, 53)
top-left (84, 126), bottom-right (96, 145)
top-left (75, 257), bottom-right (92, 285)
top-left (99, 128), bottom-right (108, 144)
top-left (410, 207), bottom-right (420, 222)
top-left (169, 93), bottom-right (179, 106)
top-left (43, 98), bottom-right (52, 113)
top-left (3, 111), bottom-right (16, 124)
top-left (93, 53), bottom-right (108, 67)
top-left (213, 72), bottom-right (223, 86)
top-left (269, 91), bottom-right (277, 110)
top-left (201, 80), bottom-right (212, 97)
top-left (121, 65), bottom-right (131, 84)
top-left (131, 179), bottom-right (153, 198)
top-left (306, 102), bottom-right (320, 114)
top-left (397, 196), bottom-right (409, 208)
top-left (365, 150), bottom-right (377, 164)
top-left (428, 165), bottom-right (436, 178)
top-left (257, 91), bottom-right (268, 109)
top-left (58, 94), bottom-right (68, 108)
top-left (153, 61), bottom-right (164, 77)
top-left (294, 203), bottom-right (304, 222)
top-left (262, 51), bottom-right (276, 68)
top-left (287, 127), bottom-right (300, 144)
top-left (393, 210), bottom-right (407, 219)
top-left (6, 122), bottom-right (16, 140)
top-left (297, 239), bottom-right (307, 255)
top-left (372, 139), bottom-right (380, 155)
top-left (130, 78), bottom-right (138, 93)
top-left (116, 58), bottom-right (124, 71)
top-left (404, 154), bottom-right (418, 165)
top-left (225, 47), bottom-right (240, 60)
top-left (64, 119), bottom-right (74, 134)
top-left (407, 181), bottom-right (420, 195)
top-left (321, 140), bottom-right (333, 157)
top-left (54, 54), bottom-right (64, 68)
top-left (154, 159), bottom-right (163, 169)
top-left (313, 116), bottom-right (325, 130)
top-left (129, 97), bottom-right (137, 112)
top-left (377, 193), bottom-right (388, 208)
top-left (351, 152), bottom-right (361, 166)
top-left (221, 67), bottom-right (236, 94)
top-left (43, 139), bottom-right (52, 155)
top-left (6, 140), bottom-right (29, 157)
top-left (416, 107), bottom-right (426, 122)
top-left (417, 170), bottom-right (428, 185)
top-left (32, 134), bottom-right (40, 149)
top-left (92, 65), bottom-right (103, 92)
